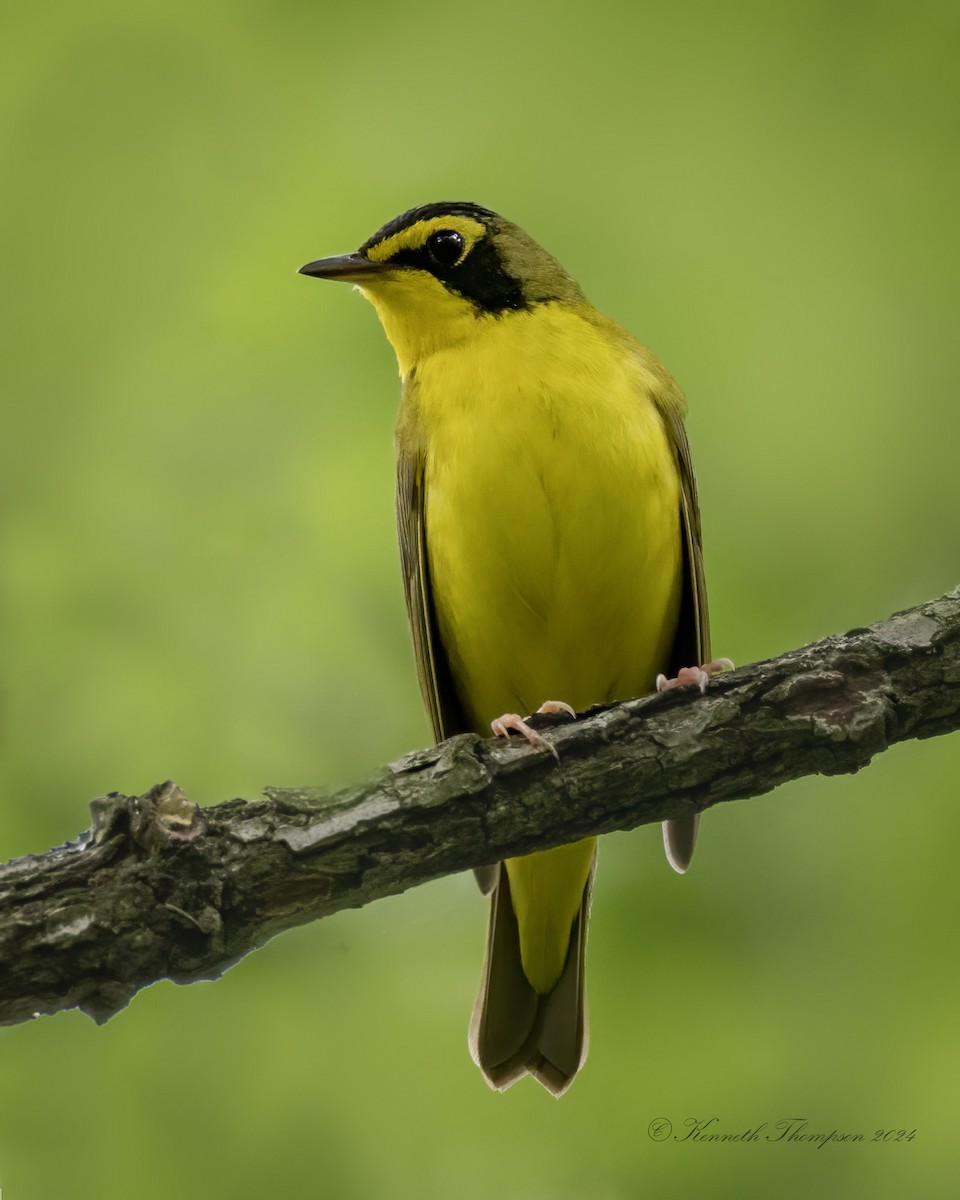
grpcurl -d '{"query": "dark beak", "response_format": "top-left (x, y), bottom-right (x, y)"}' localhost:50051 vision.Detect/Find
top-left (297, 253), bottom-right (388, 281)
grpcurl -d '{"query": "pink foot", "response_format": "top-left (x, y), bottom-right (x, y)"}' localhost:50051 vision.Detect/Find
top-left (656, 658), bottom-right (734, 695)
top-left (490, 700), bottom-right (576, 759)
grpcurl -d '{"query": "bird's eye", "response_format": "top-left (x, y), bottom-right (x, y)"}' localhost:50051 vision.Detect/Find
top-left (426, 230), bottom-right (465, 268)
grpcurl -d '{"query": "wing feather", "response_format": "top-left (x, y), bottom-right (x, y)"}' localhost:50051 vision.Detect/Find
top-left (657, 402), bottom-right (711, 872)
top-left (395, 391), bottom-right (466, 744)
top-left (662, 408), bottom-right (711, 672)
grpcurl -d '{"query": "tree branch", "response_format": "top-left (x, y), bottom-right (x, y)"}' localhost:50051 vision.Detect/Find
top-left (3, 588), bottom-right (958, 1028)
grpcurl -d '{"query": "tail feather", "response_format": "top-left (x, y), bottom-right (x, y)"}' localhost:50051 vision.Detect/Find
top-left (663, 813), bottom-right (699, 874)
top-left (469, 865), bottom-right (592, 1097)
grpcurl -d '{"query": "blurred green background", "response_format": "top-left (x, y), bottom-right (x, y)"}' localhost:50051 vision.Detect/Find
top-left (2, 0), bottom-right (958, 1196)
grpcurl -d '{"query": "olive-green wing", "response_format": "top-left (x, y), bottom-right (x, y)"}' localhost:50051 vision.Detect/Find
top-left (660, 405), bottom-right (712, 873)
top-left (396, 440), bottom-right (466, 744)
top-left (663, 408), bottom-right (711, 673)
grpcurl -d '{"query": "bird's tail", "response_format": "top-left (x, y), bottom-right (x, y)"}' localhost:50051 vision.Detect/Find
top-left (663, 812), bottom-right (700, 873)
top-left (468, 864), bottom-right (592, 1097)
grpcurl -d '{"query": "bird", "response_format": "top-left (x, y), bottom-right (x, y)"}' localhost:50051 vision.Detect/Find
top-left (298, 202), bottom-right (724, 1096)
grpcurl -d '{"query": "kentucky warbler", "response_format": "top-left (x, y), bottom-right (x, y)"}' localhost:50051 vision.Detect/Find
top-left (299, 202), bottom-right (721, 1095)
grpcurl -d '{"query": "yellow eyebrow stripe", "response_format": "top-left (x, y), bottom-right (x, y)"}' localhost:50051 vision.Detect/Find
top-left (365, 215), bottom-right (486, 264)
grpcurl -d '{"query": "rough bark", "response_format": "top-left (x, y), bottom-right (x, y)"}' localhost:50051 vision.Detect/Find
top-left (2, 588), bottom-right (958, 1028)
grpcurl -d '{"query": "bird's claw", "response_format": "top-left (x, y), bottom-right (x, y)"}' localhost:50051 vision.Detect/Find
top-left (491, 713), bottom-right (546, 746)
top-left (656, 657), bottom-right (734, 694)
top-left (490, 700), bottom-right (576, 760)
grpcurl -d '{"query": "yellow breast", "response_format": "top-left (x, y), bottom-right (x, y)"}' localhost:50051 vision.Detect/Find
top-left (410, 302), bottom-right (683, 733)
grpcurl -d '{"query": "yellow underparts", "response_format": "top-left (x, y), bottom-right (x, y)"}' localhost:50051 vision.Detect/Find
top-left (368, 282), bottom-right (684, 994)
top-left (505, 840), bottom-right (597, 994)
